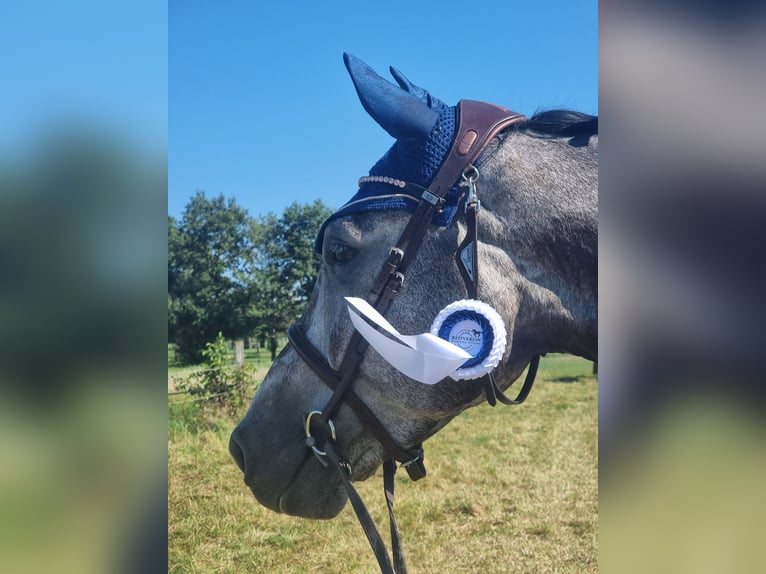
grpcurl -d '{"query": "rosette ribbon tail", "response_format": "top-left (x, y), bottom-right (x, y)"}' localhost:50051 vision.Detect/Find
top-left (345, 297), bottom-right (472, 385)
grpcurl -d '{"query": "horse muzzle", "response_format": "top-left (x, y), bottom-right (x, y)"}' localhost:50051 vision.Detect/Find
top-left (228, 423), bottom-right (348, 519)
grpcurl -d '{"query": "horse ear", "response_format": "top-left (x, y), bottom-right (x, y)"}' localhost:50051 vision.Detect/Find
top-left (389, 66), bottom-right (446, 111)
top-left (344, 53), bottom-right (439, 141)
top-left (388, 66), bottom-right (430, 103)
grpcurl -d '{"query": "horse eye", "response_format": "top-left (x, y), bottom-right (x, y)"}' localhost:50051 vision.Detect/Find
top-left (325, 243), bottom-right (357, 265)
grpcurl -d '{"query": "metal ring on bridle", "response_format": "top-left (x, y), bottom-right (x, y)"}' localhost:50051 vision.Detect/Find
top-left (461, 164), bottom-right (479, 185)
top-left (461, 165), bottom-right (480, 211)
top-left (304, 410), bottom-right (336, 457)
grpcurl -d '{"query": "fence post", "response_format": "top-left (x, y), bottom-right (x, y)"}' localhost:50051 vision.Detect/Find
top-left (233, 339), bottom-right (245, 365)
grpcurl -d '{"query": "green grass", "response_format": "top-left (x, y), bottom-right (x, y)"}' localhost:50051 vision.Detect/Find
top-left (168, 354), bottom-right (597, 573)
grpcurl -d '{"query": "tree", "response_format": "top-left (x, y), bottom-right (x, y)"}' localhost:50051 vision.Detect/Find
top-left (168, 195), bottom-right (331, 364)
top-left (168, 192), bottom-right (256, 363)
top-left (250, 200), bottom-right (332, 359)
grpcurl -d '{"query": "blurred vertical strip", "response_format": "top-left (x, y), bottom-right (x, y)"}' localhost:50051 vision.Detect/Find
top-left (600, 1), bottom-right (766, 572)
top-left (0, 2), bottom-right (167, 574)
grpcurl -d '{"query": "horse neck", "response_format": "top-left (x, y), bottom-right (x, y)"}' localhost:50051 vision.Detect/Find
top-left (478, 131), bottom-right (598, 360)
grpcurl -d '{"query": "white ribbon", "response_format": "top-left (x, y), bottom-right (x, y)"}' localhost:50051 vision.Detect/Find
top-left (345, 297), bottom-right (472, 385)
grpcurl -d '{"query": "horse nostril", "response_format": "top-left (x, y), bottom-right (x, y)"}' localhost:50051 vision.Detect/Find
top-left (229, 433), bottom-right (246, 473)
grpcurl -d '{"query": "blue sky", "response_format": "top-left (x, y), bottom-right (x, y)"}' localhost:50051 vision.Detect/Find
top-left (170, 1), bottom-right (598, 220)
top-left (0, 1), bottom-right (167, 158)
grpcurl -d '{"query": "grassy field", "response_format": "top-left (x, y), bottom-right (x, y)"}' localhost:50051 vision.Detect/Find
top-left (168, 354), bottom-right (597, 573)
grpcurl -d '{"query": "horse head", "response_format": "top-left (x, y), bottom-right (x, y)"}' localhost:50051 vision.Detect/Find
top-left (230, 54), bottom-right (597, 519)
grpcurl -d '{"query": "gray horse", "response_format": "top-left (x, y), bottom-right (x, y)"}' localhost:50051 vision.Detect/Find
top-left (230, 54), bottom-right (597, 521)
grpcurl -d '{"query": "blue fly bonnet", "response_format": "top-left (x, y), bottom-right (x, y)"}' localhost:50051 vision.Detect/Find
top-left (315, 54), bottom-right (471, 252)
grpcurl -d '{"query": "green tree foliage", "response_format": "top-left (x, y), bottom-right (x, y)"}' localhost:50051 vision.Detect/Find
top-left (250, 200), bottom-right (332, 360)
top-left (168, 194), bottom-right (331, 364)
top-left (168, 192), bottom-right (256, 363)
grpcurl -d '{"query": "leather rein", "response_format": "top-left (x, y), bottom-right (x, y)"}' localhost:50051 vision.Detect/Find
top-left (287, 100), bottom-right (539, 573)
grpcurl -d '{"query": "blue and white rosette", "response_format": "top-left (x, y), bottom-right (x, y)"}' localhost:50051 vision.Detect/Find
top-left (430, 299), bottom-right (507, 380)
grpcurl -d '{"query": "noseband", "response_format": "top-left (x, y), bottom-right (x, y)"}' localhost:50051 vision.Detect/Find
top-left (287, 100), bottom-right (538, 573)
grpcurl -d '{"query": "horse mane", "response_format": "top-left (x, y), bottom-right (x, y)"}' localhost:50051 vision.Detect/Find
top-left (513, 109), bottom-right (598, 147)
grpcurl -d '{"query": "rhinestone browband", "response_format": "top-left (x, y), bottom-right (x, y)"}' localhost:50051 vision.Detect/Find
top-left (358, 175), bottom-right (407, 189)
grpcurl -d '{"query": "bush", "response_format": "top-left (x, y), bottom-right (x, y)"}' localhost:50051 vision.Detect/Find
top-left (178, 333), bottom-right (253, 416)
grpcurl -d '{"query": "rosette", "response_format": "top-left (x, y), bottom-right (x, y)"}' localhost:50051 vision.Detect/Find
top-left (430, 299), bottom-right (507, 380)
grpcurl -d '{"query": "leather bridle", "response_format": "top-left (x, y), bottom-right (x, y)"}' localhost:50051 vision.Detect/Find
top-left (287, 100), bottom-right (540, 573)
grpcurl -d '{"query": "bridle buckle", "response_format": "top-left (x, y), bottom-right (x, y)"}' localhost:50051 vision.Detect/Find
top-left (400, 449), bottom-right (427, 481)
top-left (388, 246), bottom-right (404, 262)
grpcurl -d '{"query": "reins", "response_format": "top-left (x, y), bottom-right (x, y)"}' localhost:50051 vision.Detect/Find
top-left (287, 100), bottom-right (539, 573)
